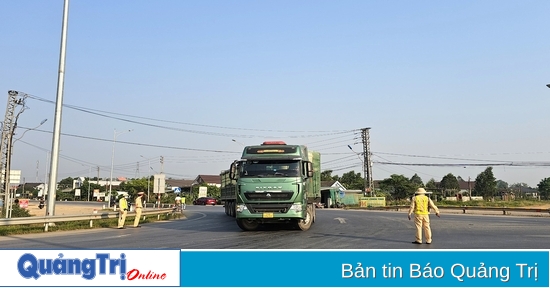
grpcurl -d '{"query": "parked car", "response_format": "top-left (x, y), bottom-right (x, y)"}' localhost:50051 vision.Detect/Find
top-left (193, 197), bottom-right (217, 206)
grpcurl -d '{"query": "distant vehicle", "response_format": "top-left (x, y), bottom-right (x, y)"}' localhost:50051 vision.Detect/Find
top-left (193, 197), bottom-right (217, 206)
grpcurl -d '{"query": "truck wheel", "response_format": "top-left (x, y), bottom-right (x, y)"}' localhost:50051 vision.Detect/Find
top-left (236, 219), bottom-right (259, 231)
top-left (296, 205), bottom-right (313, 231)
top-left (312, 204), bottom-right (316, 223)
top-left (231, 202), bottom-right (236, 217)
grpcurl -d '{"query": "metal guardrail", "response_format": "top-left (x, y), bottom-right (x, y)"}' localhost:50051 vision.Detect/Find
top-left (0, 208), bottom-right (175, 231)
top-left (364, 205), bottom-right (550, 215)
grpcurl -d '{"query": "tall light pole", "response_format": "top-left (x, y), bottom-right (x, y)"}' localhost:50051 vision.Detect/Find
top-left (46, 0), bottom-right (70, 221)
top-left (140, 155), bottom-right (151, 202)
top-left (108, 129), bottom-right (132, 207)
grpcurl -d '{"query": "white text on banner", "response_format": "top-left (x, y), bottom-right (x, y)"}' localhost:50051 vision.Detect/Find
top-left (180, 250), bottom-right (549, 287)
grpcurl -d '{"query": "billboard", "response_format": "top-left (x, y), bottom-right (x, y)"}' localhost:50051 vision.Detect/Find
top-left (0, 169), bottom-right (21, 184)
top-left (198, 186), bottom-right (207, 198)
top-left (153, 174), bottom-right (166, 194)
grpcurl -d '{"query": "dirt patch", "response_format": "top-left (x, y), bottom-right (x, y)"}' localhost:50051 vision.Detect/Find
top-left (522, 204), bottom-right (550, 209)
top-left (27, 204), bottom-right (105, 217)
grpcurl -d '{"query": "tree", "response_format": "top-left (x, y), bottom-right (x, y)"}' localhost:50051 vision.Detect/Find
top-left (472, 167), bottom-right (497, 199)
top-left (119, 178), bottom-right (148, 194)
top-left (190, 184), bottom-right (220, 202)
top-left (119, 178), bottom-right (149, 200)
top-left (510, 182), bottom-right (531, 189)
top-left (378, 174), bottom-right (415, 200)
top-left (321, 170), bottom-right (338, 181)
top-left (410, 174), bottom-right (424, 187)
top-left (537, 178), bottom-right (550, 200)
top-left (510, 182), bottom-right (531, 198)
top-left (58, 177), bottom-right (74, 189)
top-left (496, 180), bottom-right (509, 190)
top-left (425, 178), bottom-right (437, 190)
top-left (425, 178), bottom-right (442, 200)
top-left (338, 171), bottom-right (364, 191)
top-left (80, 181), bottom-right (103, 201)
top-left (440, 173), bottom-right (459, 197)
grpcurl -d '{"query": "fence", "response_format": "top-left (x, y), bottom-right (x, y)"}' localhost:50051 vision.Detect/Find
top-left (368, 205), bottom-right (550, 216)
top-left (0, 208), bottom-right (175, 231)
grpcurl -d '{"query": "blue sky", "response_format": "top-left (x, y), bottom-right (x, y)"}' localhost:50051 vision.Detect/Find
top-left (1, 0), bottom-right (550, 187)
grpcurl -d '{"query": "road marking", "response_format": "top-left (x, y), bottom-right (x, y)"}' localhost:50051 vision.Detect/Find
top-left (334, 217), bottom-right (347, 224)
top-left (102, 234), bottom-right (131, 239)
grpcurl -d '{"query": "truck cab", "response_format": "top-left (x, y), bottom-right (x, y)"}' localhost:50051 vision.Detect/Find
top-left (226, 141), bottom-right (320, 231)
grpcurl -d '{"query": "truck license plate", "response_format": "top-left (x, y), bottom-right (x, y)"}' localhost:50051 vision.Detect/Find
top-left (263, 212), bottom-right (274, 218)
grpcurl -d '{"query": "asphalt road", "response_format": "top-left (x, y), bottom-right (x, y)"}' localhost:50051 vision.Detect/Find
top-left (0, 205), bottom-right (549, 249)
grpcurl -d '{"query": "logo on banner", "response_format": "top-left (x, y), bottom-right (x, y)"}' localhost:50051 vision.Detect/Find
top-left (17, 253), bottom-right (167, 281)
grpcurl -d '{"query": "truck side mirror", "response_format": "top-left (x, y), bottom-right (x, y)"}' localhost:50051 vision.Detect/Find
top-left (229, 161), bottom-right (237, 180)
top-left (308, 162), bottom-right (313, 177)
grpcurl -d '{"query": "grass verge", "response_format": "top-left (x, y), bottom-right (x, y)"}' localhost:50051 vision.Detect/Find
top-left (0, 213), bottom-right (183, 236)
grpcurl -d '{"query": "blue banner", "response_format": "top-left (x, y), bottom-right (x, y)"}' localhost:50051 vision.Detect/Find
top-left (180, 250), bottom-right (549, 287)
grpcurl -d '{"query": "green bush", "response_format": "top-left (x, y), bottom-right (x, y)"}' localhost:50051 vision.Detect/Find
top-left (10, 205), bottom-right (31, 218)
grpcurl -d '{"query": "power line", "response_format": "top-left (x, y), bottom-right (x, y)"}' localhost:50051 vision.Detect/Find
top-left (374, 151), bottom-right (515, 163)
top-left (26, 94), bottom-right (353, 136)
top-left (19, 127), bottom-right (242, 153)
top-left (372, 161), bottom-right (549, 167)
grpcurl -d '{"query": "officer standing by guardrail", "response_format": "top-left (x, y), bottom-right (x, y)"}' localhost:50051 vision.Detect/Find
top-left (408, 188), bottom-right (440, 245)
top-left (117, 194), bottom-right (128, 229)
top-left (133, 192), bottom-right (144, 228)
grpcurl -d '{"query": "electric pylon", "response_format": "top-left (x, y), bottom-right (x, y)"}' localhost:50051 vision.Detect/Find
top-left (361, 127), bottom-right (373, 196)
top-left (1, 91), bottom-right (28, 217)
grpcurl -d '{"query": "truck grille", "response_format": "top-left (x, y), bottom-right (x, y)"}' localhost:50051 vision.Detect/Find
top-left (244, 192), bottom-right (293, 201)
top-left (246, 203), bottom-right (293, 213)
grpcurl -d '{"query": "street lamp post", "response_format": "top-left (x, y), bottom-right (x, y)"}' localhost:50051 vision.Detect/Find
top-left (13, 119), bottom-right (47, 144)
top-left (108, 129), bottom-right (132, 208)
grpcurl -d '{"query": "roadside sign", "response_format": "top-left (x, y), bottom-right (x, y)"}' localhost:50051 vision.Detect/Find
top-left (174, 187), bottom-right (181, 193)
top-left (198, 186), bottom-right (208, 198)
top-left (339, 190), bottom-right (345, 198)
top-left (19, 199), bottom-right (29, 209)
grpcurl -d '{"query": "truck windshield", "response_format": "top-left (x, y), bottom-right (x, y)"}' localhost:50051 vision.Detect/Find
top-left (240, 160), bottom-right (300, 178)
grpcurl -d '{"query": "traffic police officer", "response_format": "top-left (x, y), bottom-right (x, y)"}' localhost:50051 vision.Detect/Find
top-left (133, 192), bottom-right (145, 228)
top-left (117, 194), bottom-right (128, 229)
top-left (408, 188), bottom-right (440, 244)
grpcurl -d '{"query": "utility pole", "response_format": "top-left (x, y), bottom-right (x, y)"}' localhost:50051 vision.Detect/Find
top-left (96, 166), bottom-right (99, 185)
top-left (1, 90), bottom-right (28, 218)
top-left (88, 166), bottom-right (91, 201)
top-left (468, 176), bottom-right (472, 196)
top-left (361, 127), bottom-right (373, 196)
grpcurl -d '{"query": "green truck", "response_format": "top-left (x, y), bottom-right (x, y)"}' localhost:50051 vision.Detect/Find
top-left (220, 141), bottom-right (321, 231)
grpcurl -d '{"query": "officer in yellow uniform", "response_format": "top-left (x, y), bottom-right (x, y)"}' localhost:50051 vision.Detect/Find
top-left (133, 192), bottom-right (145, 228)
top-left (408, 188), bottom-right (440, 244)
top-left (117, 194), bottom-right (128, 229)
